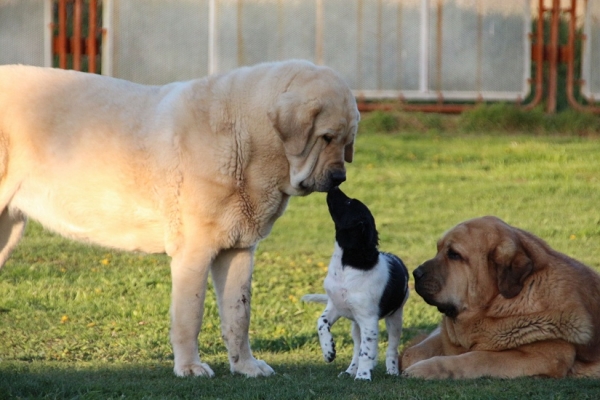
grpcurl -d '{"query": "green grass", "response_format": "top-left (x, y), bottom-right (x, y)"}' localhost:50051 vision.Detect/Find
top-left (2, 118), bottom-right (600, 398)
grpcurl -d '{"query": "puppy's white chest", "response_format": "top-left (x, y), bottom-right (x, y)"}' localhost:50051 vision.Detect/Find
top-left (323, 245), bottom-right (363, 319)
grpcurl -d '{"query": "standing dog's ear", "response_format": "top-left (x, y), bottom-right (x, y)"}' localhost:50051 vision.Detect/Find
top-left (492, 237), bottom-right (533, 299)
top-left (344, 141), bottom-right (354, 163)
top-left (268, 93), bottom-right (322, 156)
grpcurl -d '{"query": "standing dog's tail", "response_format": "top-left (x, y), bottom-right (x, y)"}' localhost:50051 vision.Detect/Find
top-left (301, 294), bottom-right (328, 304)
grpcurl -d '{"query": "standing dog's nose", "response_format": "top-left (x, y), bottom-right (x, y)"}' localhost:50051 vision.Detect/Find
top-left (330, 170), bottom-right (346, 187)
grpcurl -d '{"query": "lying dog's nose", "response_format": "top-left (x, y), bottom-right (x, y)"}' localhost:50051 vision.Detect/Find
top-left (330, 170), bottom-right (346, 187)
top-left (413, 266), bottom-right (425, 280)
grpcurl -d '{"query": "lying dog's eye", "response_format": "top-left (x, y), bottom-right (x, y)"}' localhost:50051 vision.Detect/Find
top-left (447, 249), bottom-right (462, 261)
top-left (323, 135), bottom-right (333, 144)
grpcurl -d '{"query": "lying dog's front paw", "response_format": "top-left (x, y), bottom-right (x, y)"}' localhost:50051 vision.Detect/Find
top-left (174, 362), bottom-right (215, 378)
top-left (403, 359), bottom-right (452, 379)
top-left (231, 357), bottom-right (275, 377)
top-left (355, 368), bottom-right (372, 381)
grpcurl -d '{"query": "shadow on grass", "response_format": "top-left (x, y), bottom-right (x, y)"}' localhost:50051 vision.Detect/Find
top-left (3, 359), bottom-right (600, 400)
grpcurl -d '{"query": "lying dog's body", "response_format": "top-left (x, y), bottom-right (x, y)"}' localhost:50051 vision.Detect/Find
top-left (303, 188), bottom-right (409, 380)
top-left (402, 216), bottom-right (600, 379)
top-left (0, 61), bottom-right (359, 377)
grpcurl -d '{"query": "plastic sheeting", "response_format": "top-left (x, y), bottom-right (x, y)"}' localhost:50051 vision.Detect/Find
top-left (102, 0), bottom-right (531, 100)
top-left (582, 0), bottom-right (600, 100)
top-left (0, 0), bottom-right (48, 67)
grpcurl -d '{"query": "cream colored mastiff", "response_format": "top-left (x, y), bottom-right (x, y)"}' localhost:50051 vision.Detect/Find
top-left (0, 60), bottom-right (359, 377)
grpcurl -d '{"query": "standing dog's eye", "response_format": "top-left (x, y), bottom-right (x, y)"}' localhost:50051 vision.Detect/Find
top-left (447, 248), bottom-right (462, 261)
top-left (323, 135), bottom-right (333, 144)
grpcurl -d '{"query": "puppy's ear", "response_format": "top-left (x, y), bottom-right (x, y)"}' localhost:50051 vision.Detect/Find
top-left (344, 141), bottom-right (354, 163)
top-left (492, 237), bottom-right (533, 299)
top-left (268, 93), bottom-right (322, 156)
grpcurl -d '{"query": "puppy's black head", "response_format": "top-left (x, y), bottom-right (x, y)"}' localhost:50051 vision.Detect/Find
top-left (326, 187), bottom-right (378, 251)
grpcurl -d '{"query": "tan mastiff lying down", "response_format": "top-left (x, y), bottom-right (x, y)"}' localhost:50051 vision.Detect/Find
top-left (0, 60), bottom-right (359, 377)
top-left (402, 216), bottom-right (600, 379)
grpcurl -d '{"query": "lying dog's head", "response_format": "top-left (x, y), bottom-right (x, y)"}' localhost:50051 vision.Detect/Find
top-left (268, 62), bottom-right (359, 195)
top-left (413, 216), bottom-right (536, 319)
top-left (326, 187), bottom-right (378, 251)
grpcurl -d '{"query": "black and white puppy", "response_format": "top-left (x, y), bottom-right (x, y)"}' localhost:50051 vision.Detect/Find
top-left (303, 187), bottom-right (409, 380)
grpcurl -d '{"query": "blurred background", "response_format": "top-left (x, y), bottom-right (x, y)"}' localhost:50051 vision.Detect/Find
top-left (0, 0), bottom-right (598, 113)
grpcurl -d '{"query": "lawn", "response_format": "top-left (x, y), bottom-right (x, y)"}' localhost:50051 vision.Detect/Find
top-left (2, 117), bottom-right (600, 399)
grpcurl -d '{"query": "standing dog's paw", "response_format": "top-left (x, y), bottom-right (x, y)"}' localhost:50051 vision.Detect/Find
top-left (355, 368), bottom-right (372, 381)
top-left (386, 357), bottom-right (399, 375)
top-left (174, 362), bottom-right (215, 378)
top-left (231, 357), bottom-right (275, 377)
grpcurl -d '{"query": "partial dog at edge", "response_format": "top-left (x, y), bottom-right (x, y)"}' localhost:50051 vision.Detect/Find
top-left (303, 187), bottom-right (409, 380)
top-left (0, 60), bottom-right (359, 377)
top-left (402, 216), bottom-right (600, 379)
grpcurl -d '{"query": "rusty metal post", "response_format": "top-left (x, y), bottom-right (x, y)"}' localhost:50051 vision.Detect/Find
top-left (88, 0), bottom-right (98, 73)
top-left (546, 0), bottom-right (560, 113)
top-left (57, 0), bottom-right (68, 69)
top-left (523, 0), bottom-right (545, 110)
top-left (73, 0), bottom-right (82, 71)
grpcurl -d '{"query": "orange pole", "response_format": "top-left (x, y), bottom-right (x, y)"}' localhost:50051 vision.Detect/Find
top-left (58, 0), bottom-right (67, 69)
top-left (523, 0), bottom-right (545, 110)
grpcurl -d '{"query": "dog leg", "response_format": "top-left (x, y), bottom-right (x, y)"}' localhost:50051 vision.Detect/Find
top-left (0, 208), bottom-right (26, 269)
top-left (403, 340), bottom-right (576, 379)
top-left (384, 310), bottom-right (404, 375)
top-left (317, 302), bottom-right (341, 363)
top-left (170, 249), bottom-right (214, 377)
top-left (354, 315), bottom-right (379, 380)
top-left (211, 247), bottom-right (274, 377)
top-left (341, 321), bottom-right (361, 377)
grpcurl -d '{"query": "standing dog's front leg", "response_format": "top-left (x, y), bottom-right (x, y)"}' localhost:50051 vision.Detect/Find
top-left (354, 315), bottom-right (380, 380)
top-left (317, 302), bottom-right (341, 363)
top-left (211, 247), bottom-right (274, 377)
top-left (170, 250), bottom-right (214, 377)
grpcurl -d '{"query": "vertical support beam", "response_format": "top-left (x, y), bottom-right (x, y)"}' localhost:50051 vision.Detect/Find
top-left (208, 0), bottom-right (217, 75)
top-left (101, 0), bottom-right (114, 76)
top-left (546, 0), bottom-right (560, 113)
top-left (376, 0), bottom-right (382, 91)
top-left (73, 0), bottom-right (82, 71)
top-left (315, 0), bottom-right (323, 65)
top-left (476, 0), bottom-right (483, 97)
top-left (44, 0), bottom-right (53, 67)
top-left (58, 0), bottom-right (67, 69)
top-left (435, 0), bottom-right (443, 94)
top-left (88, 0), bottom-right (97, 73)
top-left (419, 0), bottom-right (429, 93)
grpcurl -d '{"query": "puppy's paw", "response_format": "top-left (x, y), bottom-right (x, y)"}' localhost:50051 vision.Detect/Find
top-left (321, 340), bottom-right (336, 363)
top-left (342, 361), bottom-right (358, 377)
top-left (231, 357), bottom-right (275, 377)
top-left (174, 362), bottom-right (215, 378)
top-left (355, 368), bottom-right (372, 381)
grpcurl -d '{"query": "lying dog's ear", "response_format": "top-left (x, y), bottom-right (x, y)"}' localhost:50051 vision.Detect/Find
top-left (344, 141), bottom-right (354, 163)
top-left (268, 93), bottom-right (322, 156)
top-left (492, 237), bottom-right (533, 299)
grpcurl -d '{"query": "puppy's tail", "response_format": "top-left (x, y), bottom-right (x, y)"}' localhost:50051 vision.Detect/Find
top-left (301, 294), bottom-right (328, 304)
